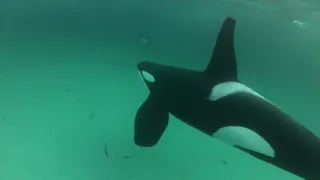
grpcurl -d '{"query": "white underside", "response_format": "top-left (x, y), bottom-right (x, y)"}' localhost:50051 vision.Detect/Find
top-left (213, 126), bottom-right (275, 157)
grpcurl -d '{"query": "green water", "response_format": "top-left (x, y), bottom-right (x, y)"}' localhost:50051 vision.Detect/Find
top-left (0, 0), bottom-right (319, 179)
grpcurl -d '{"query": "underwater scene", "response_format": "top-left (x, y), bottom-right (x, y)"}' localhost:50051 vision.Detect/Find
top-left (1, 0), bottom-right (320, 179)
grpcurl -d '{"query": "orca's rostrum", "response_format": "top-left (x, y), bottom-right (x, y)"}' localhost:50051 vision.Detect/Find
top-left (134, 17), bottom-right (320, 179)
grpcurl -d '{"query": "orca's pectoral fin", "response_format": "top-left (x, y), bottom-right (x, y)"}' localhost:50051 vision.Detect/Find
top-left (204, 17), bottom-right (238, 83)
top-left (134, 94), bottom-right (169, 147)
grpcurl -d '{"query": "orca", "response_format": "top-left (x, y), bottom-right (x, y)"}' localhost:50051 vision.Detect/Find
top-left (134, 17), bottom-right (320, 179)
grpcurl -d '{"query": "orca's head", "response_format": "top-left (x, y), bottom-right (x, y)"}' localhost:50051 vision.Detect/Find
top-left (137, 61), bottom-right (164, 93)
top-left (137, 60), bottom-right (207, 98)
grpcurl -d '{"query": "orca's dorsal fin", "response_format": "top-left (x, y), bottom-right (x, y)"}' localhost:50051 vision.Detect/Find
top-left (204, 17), bottom-right (238, 83)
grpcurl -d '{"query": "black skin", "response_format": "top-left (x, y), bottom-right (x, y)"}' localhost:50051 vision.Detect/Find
top-left (134, 17), bottom-right (320, 179)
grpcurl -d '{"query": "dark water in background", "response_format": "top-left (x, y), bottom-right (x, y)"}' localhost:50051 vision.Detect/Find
top-left (0, 0), bottom-right (319, 179)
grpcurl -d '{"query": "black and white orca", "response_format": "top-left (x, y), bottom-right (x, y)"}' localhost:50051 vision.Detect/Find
top-left (134, 17), bottom-right (320, 179)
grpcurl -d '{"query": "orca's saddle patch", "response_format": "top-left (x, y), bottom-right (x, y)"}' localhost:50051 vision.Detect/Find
top-left (208, 81), bottom-right (266, 101)
top-left (212, 126), bottom-right (275, 158)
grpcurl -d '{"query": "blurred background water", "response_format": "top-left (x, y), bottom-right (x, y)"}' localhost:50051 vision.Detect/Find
top-left (0, 0), bottom-right (319, 179)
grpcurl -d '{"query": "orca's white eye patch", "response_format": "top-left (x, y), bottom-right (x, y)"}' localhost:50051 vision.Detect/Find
top-left (141, 70), bottom-right (155, 83)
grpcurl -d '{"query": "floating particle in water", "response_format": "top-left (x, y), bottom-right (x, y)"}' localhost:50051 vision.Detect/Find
top-left (292, 20), bottom-right (308, 29)
top-left (121, 155), bottom-right (132, 159)
top-left (140, 37), bottom-right (148, 45)
top-left (89, 113), bottom-right (95, 119)
top-left (66, 88), bottom-right (72, 93)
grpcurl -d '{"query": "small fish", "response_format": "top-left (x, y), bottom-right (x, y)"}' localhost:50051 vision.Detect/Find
top-left (220, 159), bottom-right (228, 165)
top-left (75, 99), bottom-right (80, 104)
top-left (104, 145), bottom-right (109, 158)
top-left (89, 113), bottom-right (95, 119)
top-left (121, 156), bottom-right (132, 159)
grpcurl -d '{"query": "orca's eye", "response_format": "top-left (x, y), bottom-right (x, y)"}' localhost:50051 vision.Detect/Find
top-left (141, 71), bottom-right (155, 83)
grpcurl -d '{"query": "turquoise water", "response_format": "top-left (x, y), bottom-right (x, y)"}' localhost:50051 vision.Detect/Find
top-left (0, 0), bottom-right (319, 179)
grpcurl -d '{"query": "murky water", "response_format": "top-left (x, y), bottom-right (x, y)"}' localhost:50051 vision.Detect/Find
top-left (0, 0), bottom-right (319, 179)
